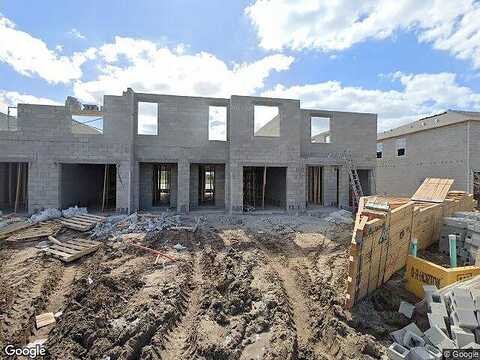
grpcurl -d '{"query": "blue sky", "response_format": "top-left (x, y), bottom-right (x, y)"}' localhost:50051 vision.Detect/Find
top-left (1, 0), bottom-right (480, 131)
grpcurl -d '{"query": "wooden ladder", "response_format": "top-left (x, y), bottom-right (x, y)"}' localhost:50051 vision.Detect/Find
top-left (344, 150), bottom-right (364, 212)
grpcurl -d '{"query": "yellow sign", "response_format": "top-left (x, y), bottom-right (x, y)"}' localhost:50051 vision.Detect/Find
top-left (405, 255), bottom-right (480, 298)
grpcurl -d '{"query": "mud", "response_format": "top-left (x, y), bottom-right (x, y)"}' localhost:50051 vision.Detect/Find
top-left (0, 210), bottom-right (410, 359)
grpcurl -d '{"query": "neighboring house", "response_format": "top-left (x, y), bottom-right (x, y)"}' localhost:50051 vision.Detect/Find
top-left (376, 110), bottom-right (480, 202)
top-left (0, 89), bottom-right (377, 214)
top-left (0, 111), bottom-right (16, 131)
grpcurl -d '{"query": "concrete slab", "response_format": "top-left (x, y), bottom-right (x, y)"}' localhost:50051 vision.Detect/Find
top-left (387, 343), bottom-right (410, 360)
top-left (399, 301), bottom-right (415, 319)
top-left (462, 342), bottom-right (480, 349)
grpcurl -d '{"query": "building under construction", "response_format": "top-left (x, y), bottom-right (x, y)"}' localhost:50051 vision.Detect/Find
top-left (0, 89), bottom-right (377, 214)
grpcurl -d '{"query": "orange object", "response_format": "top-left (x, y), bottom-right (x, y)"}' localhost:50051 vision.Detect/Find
top-left (128, 240), bottom-right (177, 261)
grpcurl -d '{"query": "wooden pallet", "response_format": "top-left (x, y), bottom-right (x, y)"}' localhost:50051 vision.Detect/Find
top-left (59, 214), bottom-right (106, 231)
top-left (6, 221), bottom-right (61, 242)
top-left (46, 237), bottom-right (102, 262)
top-left (411, 178), bottom-right (454, 203)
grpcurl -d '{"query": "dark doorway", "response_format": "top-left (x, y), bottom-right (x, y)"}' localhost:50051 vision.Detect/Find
top-left (61, 163), bottom-right (116, 211)
top-left (199, 165), bottom-right (215, 206)
top-left (243, 166), bottom-right (286, 211)
top-left (307, 166), bottom-right (323, 206)
top-left (0, 162), bottom-right (28, 213)
top-left (153, 164), bottom-right (173, 207)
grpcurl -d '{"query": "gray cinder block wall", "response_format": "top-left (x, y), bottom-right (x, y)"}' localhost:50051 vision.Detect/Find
top-left (376, 111), bottom-right (480, 197)
top-left (0, 89), bottom-right (376, 214)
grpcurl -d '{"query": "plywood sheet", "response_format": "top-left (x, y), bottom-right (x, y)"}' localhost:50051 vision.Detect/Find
top-left (411, 178), bottom-right (454, 203)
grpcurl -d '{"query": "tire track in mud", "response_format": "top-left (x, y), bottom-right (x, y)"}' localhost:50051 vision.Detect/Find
top-left (248, 232), bottom-right (314, 356)
top-left (0, 249), bottom-right (64, 348)
top-left (160, 250), bottom-right (203, 360)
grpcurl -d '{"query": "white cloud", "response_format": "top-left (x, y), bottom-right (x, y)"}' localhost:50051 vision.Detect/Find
top-left (73, 36), bottom-right (294, 103)
top-left (0, 14), bottom-right (96, 83)
top-left (246, 0), bottom-right (480, 68)
top-left (262, 72), bottom-right (480, 131)
top-left (0, 90), bottom-right (59, 113)
top-left (68, 28), bottom-right (86, 40)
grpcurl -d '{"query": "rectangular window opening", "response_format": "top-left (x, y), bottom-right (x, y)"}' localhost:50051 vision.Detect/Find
top-left (311, 116), bottom-right (331, 143)
top-left (208, 106), bottom-right (227, 141)
top-left (254, 105), bottom-right (280, 137)
top-left (72, 114), bottom-right (103, 134)
top-left (377, 143), bottom-right (383, 159)
top-left (138, 102), bottom-right (158, 135)
top-left (396, 138), bottom-right (406, 157)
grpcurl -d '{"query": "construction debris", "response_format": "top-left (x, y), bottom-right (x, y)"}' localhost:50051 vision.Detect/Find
top-left (6, 221), bottom-right (61, 242)
top-left (35, 312), bottom-right (56, 329)
top-left (29, 208), bottom-right (62, 224)
top-left (59, 214), bottom-right (105, 231)
top-left (388, 278), bottom-right (480, 358)
top-left (45, 236), bottom-right (102, 262)
top-left (61, 206), bottom-right (87, 218)
top-left (439, 211), bottom-right (480, 265)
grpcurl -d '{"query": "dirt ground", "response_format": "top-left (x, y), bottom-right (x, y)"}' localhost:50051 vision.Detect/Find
top-left (0, 209), bottom-right (417, 359)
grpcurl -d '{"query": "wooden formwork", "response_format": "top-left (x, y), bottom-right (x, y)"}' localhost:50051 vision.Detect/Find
top-left (345, 180), bottom-right (476, 309)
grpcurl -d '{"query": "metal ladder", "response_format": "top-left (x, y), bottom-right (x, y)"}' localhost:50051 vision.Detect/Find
top-left (344, 150), bottom-right (364, 212)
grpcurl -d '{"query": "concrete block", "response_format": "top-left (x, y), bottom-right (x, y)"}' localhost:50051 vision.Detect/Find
top-left (427, 313), bottom-right (447, 333)
top-left (463, 342), bottom-right (480, 349)
top-left (390, 323), bottom-right (424, 344)
top-left (453, 294), bottom-right (475, 311)
top-left (399, 301), bottom-right (415, 319)
top-left (453, 287), bottom-right (472, 298)
top-left (444, 217), bottom-right (469, 229)
top-left (451, 309), bottom-right (478, 329)
top-left (451, 326), bottom-right (475, 348)
top-left (429, 302), bottom-right (448, 318)
top-left (408, 347), bottom-right (435, 360)
top-left (424, 326), bottom-right (456, 350)
top-left (403, 330), bottom-right (426, 349)
top-left (386, 343), bottom-right (410, 360)
top-left (425, 345), bottom-right (442, 360)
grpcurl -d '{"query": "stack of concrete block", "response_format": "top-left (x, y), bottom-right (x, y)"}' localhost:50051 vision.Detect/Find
top-left (439, 212), bottom-right (480, 265)
top-left (387, 284), bottom-right (480, 359)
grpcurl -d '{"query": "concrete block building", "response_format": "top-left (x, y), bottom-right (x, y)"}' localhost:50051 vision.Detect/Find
top-left (376, 110), bottom-right (480, 201)
top-left (0, 89), bottom-right (377, 214)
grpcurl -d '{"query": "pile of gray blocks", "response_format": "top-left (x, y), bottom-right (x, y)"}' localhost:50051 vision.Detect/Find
top-left (439, 212), bottom-right (480, 265)
top-left (387, 284), bottom-right (480, 359)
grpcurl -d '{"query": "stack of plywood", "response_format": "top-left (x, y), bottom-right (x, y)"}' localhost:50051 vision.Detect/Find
top-left (345, 178), bottom-right (477, 309)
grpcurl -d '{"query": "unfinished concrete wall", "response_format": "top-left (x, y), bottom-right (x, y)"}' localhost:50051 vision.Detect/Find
top-left (1, 89), bottom-right (376, 214)
top-left (0, 93), bottom-right (134, 213)
top-left (377, 122), bottom-right (468, 197)
top-left (228, 96), bottom-right (302, 213)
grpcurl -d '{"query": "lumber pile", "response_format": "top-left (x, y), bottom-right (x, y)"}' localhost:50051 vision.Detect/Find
top-left (345, 178), bottom-right (476, 309)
